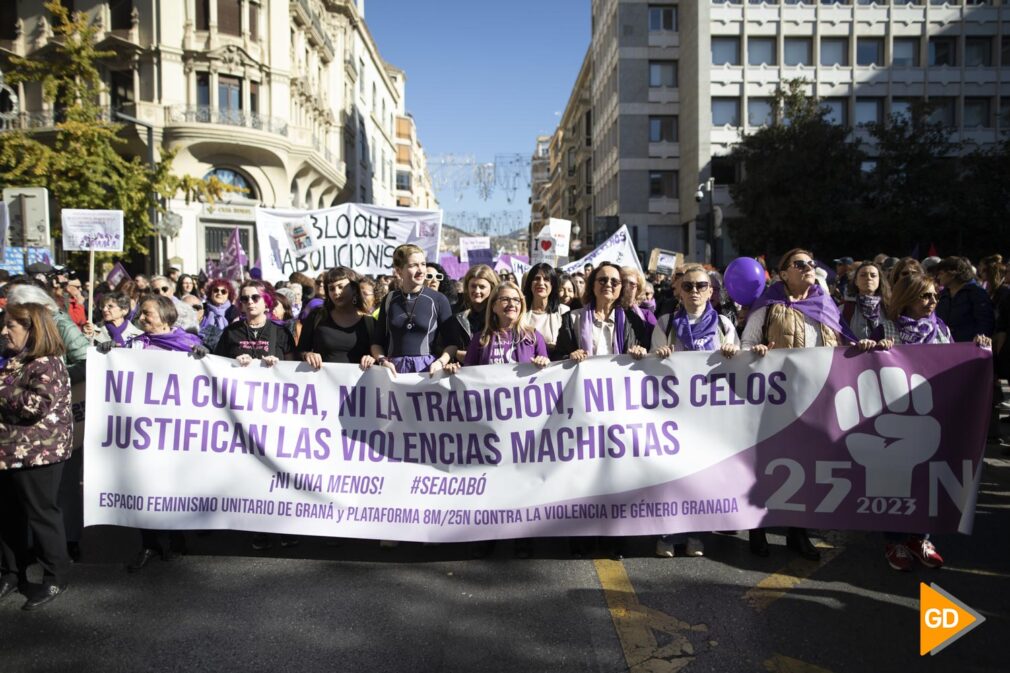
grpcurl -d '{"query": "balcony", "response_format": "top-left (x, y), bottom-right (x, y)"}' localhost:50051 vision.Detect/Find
top-left (292, 0), bottom-right (335, 61)
top-left (167, 105), bottom-right (289, 136)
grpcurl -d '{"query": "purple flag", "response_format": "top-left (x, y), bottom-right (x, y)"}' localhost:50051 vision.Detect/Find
top-left (218, 228), bottom-right (248, 282)
top-left (105, 261), bottom-right (131, 288)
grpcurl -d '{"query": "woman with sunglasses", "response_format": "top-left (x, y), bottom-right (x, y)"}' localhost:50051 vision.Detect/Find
top-left (650, 264), bottom-right (741, 559)
top-left (214, 281), bottom-right (294, 367)
top-left (446, 281), bottom-right (550, 559)
top-left (521, 263), bottom-right (570, 359)
top-left (424, 262), bottom-right (459, 307)
top-left (555, 261), bottom-right (647, 558)
top-left (841, 262), bottom-right (890, 340)
top-left (200, 279), bottom-right (238, 351)
top-left (741, 248), bottom-right (864, 561)
top-left (872, 273), bottom-right (990, 571)
top-left (91, 291), bottom-right (143, 347)
top-left (298, 267), bottom-right (375, 369)
top-left (451, 264), bottom-right (499, 363)
top-left (621, 266), bottom-right (657, 343)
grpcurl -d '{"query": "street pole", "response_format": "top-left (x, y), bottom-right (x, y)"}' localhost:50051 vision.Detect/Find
top-left (113, 111), bottom-right (160, 274)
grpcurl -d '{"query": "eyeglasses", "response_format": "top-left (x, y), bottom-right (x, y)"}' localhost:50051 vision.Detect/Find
top-left (919, 292), bottom-right (939, 302)
top-left (157, 286), bottom-right (171, 293)
top-left (788, 260), bottom-right (816, 271)
top-left (212, 288), bottom-right (229, 295)
top-left (497, 296), bottom-right (522, 305)
top-left (426, 272), bottom-right (444, 281)
top-left (239, 294), bottom-right (262, 304)
top-left (597, 278), bottom-right (622, 287)
top-left (681, 281), bottom-right (711, 293)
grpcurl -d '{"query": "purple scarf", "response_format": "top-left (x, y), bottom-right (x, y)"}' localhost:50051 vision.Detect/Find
top-left (751, 282), bottom-right (857, 344)
top-left (578, 304), bottom-right (626, 355)
top-left (202, 300), bottom-right (232, 331)
top-left (630, 305), bottom-right (658, 328)
top-left (127, 327), bottom-right (203, 352)
top-left (856, 294), bottom-right (882, 324)
top-left (299, 297), bottom-right (324, 321)
top-left (640, 299), bottom-right (657, 313)
top-left (669, 306), bottom-right (720, 351)
top-left (468, 330), bottom-right (545, 365)
top-left (105, 319), bottom-right (131, 347)
top-left (896, 314), bottom-right (950, 345)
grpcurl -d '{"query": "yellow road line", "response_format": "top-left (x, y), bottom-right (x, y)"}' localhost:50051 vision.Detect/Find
top-left (594, 559), bottom-right (708, 673)
top-left (763, 654), bottom-right (835, 673)
top-left (942, 566), bottom-right (1010, 579)
top-left (743, 536), bottom-right (845, 613)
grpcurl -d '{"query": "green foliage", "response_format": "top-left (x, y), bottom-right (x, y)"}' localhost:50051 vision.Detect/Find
top-left (727, 81), bottom-right (865, 259)
top-left (0, 2), bottom-right (230, 267)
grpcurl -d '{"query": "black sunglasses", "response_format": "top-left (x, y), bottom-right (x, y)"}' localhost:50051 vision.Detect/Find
top-left (157, 286), bottom-right (171, 293)
top-left (239, 294), bottom-right (262, 304)
top-left (681, 281), bottom-right (711, 292)
top-left (788, 260), bottom-right (816, 271)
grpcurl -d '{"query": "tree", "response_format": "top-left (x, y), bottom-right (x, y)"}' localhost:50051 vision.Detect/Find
top-left (0, 2), bottom-right (230, 267)
top-left (862, 103), bottom-right (964, 257)
top-left (955, 135), bottom-right (1010, 259)
top-left (728, 80), bottom-right (866, 259)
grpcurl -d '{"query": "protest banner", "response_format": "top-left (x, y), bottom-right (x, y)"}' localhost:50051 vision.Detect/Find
top-left (541, 218), bottom-right (572, 258)
top-left (510, 257), bottom-right (532, 281)
top-left (61, 209), bottom-right (124, 252)
top-left (467, 248), bottom-right (494, 268)
top-left (562, 225), bottom-right (642, 275)
top-left (84, 344), bottom-right (990, 542)
top-left (256, 203), bottom-right (441, 282)
top-left (458, 236), bottom-right (491, 264)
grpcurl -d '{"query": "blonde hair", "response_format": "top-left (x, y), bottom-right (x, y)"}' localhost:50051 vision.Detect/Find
top-left (392, 244), bottom-right (425, 269)
top-left (887, 273), bottom-right (936, 322)
top-left (462, 264), bottom-right (500, 310)
top-left (478, 282), bottom-right (537, 348)
top-left (620, 266), bottom-right (647, 308)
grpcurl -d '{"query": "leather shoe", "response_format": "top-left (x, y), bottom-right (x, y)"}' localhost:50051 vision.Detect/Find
top-left (749, 529), bottom-right (770, 557)
top-left (0, 576), bottom-right (19, 601)
top-left (127, 548), bottom-right (158, 573)
top-left (22, 582), bottom-right (67, 611)
top-left (786, 528), bottom-right (821, 561)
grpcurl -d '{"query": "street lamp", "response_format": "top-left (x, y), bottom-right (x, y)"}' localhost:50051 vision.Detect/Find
top-left (695, 177), bottom-right (718, 267)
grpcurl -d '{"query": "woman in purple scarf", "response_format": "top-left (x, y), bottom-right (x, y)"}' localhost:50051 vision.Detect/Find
top-left (872, 273), bottom-right (991, 572)
top-left (841, 261), bottom-right (889, 340)
top-left (90, 291), bottom-right (142, 347)
top-left (620, 266), bottom-right (657, 344)
top-left (200, 279), bottom-right (238, 351)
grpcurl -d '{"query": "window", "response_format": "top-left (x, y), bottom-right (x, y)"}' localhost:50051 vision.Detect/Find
top-left (110, 70), bottom-right (134, 110)
top-left (823, 98), bottom-right (847, 126)
top-left (1003, 37), bottom-right (1010, 67)
top-left (249, 81), bottom-right (259, 114)
top-left (892, 38), bottom-right (919, 67)
top-left (929, 37), bottom-right (957, 67)
top-left (196, 73), bottom-right (210, 107)
top-left (963, 98), bottom-right (991, 127)
top-left (928, 98), bottom-right (956, 126)
top-left (891, 99), bottom-right (914, 121)
top-left (784, 38), bottom-right (812, 66)
top-left (748, 38), bottom-right (777, 66)
top-left (585, 158), bottom-right (593, 193)
top-left (855, 98), bottom-right (883, 125)
top-left (358, 61), bottom-right (365, 94)
top-left (585, 109), bottom-right (592, 146)
top-left (747, 98), bottom-right (774, 127)
top-left (567, 148), bottom-right (576, 175)
top-left (110, 0), bottom-right (133, 30)
top-left (649, 61), bottom-right (677, 87)
top-left (218, 75), bottom-right (241, 124)
top-left (396, 170), bottom-right (411, 191)
top-left (857, 38), bottom-right (883, 66)
top-left (965, 37), bottom-right (992, 67)
top-left (204, 168), bottom-right (257, 200)
top-left (218, 0), bottom-right (241, 36)
top-left (712, 98), bottom-right (741, 126)
top-left (648, 171), bottom-right (678, 199)
top-left (1000, 97), bottom-right (1010, 127)
top-left (649, 116), bottom-right (678, 142)
top-left (648, 6), bottom-right (677, 31)
top-left (711, 156), bottom-right (737, 186)
top-left (821, 38), bottom-right (849, 66)
top-left (249, 2), bottom-right (259, 41)
top-left (712, 37), bottom-right (741, 65)
top-left (195, 0), bottom-right (209, 31)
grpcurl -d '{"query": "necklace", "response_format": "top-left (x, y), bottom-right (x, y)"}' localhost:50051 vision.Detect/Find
top-left (246, 319), bottom-right (267, 341)
top-left (403, 289), bottom-right (420, 331)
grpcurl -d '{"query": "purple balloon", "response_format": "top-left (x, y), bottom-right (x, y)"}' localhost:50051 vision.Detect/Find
top-left (723, 257), bottom-right (766, 306)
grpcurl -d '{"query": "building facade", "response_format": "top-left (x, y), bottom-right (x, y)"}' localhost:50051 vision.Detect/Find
top-left (546, 0), bottom-right (1010, 263)
top-left (1, 0), bottom-right (433, 273)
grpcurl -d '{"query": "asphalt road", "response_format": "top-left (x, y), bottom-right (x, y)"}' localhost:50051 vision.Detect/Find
top-left (2, 441), bottom-right (1008, 673)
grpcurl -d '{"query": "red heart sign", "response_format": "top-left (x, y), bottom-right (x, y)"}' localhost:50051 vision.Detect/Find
top-left (540, 240), bottom-right (553, 251)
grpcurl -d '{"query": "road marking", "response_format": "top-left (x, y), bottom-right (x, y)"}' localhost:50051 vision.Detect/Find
top-left (594, 559), bottom-right (710, 672)
top-left (942, 566), bottom-right (1010, 580)
top-left (763, 654), bottom-right (835, 673)
top-left (744, 534), bottom-right (845, 613)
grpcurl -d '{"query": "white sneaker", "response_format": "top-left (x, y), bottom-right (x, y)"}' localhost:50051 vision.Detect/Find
top-left (655, 537), bottom-right (676, 558)
top-left (379, 540), bottom-right (399, 548)
top-left (685, 537), bottom-right (705, 557)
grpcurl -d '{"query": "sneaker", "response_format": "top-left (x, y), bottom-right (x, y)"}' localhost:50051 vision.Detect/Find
top-left (684, 537), bottom-right (705, 557)
top-left (251, 533), bottom-right (272, 551)
top-left (904, 537), bottom-right (944, 568)
top-left (885, 543), bottom-right (913, 571)
top-left (655, 537), bottom-right (675, 558)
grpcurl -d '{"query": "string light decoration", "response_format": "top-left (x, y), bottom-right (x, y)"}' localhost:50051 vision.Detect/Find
top-left (429, 153), bottom-right (532, 204)
top-left (443, 209), bottom-right (528, 237)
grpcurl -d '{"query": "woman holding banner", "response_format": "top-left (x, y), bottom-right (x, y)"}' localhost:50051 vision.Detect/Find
top-left (621, 266), bottom-right (657, 344)
top-left (200, 279), bottom-right (238, 351)
top-left (521, 263), bottom-right (569, 360)
top-left (872, 273), bottom-right (991, 570)
top-left (364, 244), bottom-right (457, 376)
top-left (651, 264), bottom-right (743, 559)
top-left (448, 281), bottom-right (551, 558)
top-left (215, 281), bottom-right (294, 366)
top-left (451, 264), bottom-right (499, 363)
top-left (91, 291), bottom-right (143, 347)
top-left (298, 267), bottom-right (375, 368)
top-left (741, 248), bottom-right (864, 560)
top-left (842, 262), bottom-right (889, 340)
top-left (0, 303), bottom-right (74, 610)
top-left (555, 262), bottom-right (647, 558)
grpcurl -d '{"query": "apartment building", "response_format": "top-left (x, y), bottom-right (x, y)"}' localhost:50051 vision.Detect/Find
top-left (391, 69), bottom-right (437, 210)
top-left (529, 134), bottom-right (551, 238)
top-left (1, 0), bottom-right (430, 273)
top-left (549, 0), bottom-right (1010, 262)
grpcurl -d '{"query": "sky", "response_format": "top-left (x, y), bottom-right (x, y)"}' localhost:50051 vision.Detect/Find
top-left (364, 0), bottom-right (591, 232)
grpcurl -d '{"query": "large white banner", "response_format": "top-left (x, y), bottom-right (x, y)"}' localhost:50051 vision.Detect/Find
top-left (84, 346), bottom-right (990, 541)
top-left (256, 203), bottom-right (442, 282)
top-left (61, 209), bottom-right (124, 252)
top-left (562, 225), bottom-right (642, 274)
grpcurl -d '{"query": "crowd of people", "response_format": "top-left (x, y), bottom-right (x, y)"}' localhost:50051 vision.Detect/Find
top-left (0, 244), bottom-right (1000, 610)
